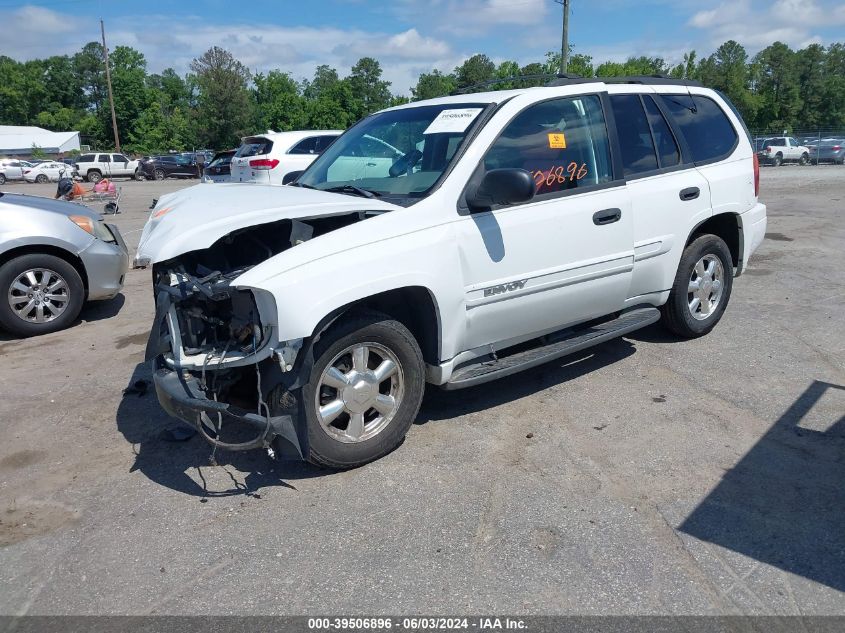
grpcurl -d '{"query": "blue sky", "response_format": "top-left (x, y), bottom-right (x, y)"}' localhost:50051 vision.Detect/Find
top-left (2, 0), bottom-right (844, 93)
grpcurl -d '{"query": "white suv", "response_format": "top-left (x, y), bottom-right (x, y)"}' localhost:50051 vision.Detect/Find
top-left (75, 152), bottom-right (141, 182)
top-left (137, 78), bottom-right (767, 468)
top-left (230, 131), bottom-right (342, 185)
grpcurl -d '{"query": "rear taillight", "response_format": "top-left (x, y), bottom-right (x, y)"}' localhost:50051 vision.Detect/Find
top-left (833, 146), bottom-right (842, 151)
top-left (753, 153), bottom-right (760, 198)
top-left (248, 158), bottom-right (279, 170)
top-left (765, 146), bottom-right (773, 154)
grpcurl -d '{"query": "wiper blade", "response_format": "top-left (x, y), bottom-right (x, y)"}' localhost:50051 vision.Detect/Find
top-left (289, 182), bottom-right (316, 189)
top-left (324, 185), bottom-right (381, 199)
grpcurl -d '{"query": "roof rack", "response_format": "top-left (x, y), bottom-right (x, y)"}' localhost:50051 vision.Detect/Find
top-left (450, 74), bottom-right (560, 96)
top-left (547, 74), bottom-right (703, 88)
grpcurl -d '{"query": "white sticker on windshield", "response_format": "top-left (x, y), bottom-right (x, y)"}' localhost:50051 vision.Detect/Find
top-left (423, 108), bottom-right (484, 135)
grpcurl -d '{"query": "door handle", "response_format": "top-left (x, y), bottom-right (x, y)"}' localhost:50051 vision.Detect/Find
top-left (680, 186), bottom-right (700, 201)
top-left (593, 208), bottom-right (622, 226)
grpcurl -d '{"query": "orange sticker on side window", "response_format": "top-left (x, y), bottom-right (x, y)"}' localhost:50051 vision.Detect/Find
top-left (548, 133), bottom-right (567, 149)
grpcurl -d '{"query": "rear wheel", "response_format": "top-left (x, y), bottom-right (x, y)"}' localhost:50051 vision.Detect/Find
top-left (799, 153), bottom-right (809, 166)
top-left (300, 313), bottom-right (425, 469)
top-left (0, 254), bottom-right (84, 337)
top-left (134, 169), bottom-right (144, 181)
top-left (0, 173), bottom-right (6, 185)
top-left (660, 235), bottom-right (734, 338)
top-left (772, 153), bottom-right (783, 167)
top-left (86, 170), bottom-right (102, 183)
top-left (35, 174), bottom-right (48, 184)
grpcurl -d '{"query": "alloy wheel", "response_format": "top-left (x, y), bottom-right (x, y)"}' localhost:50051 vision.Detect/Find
top-left (687, 255), bottom-right (725, 321)
top-left (7, 268), bottom-right (70, 324)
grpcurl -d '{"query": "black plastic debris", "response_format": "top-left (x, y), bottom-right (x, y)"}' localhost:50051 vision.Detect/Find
top-left (122, 379), bottom-right (149, 397)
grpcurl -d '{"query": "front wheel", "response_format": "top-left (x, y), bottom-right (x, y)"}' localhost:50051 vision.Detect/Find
top-left (660, 234), bottom-right (734, 338)
top-left (0, 254), bottom-right (85, 337)
top-left (299, 313), bottom-right (425, 469)
top-left (0, 173), bottom-right (5, 185)
top-left (154, 169), bottom-right (165, 181)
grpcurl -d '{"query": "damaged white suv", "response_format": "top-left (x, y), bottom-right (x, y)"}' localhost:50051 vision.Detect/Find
top-left (137, 77), bottom-right (767, 469)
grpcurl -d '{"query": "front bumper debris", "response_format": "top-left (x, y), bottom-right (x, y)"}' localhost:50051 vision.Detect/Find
top-left (153, 366), bottom-right (303, 459)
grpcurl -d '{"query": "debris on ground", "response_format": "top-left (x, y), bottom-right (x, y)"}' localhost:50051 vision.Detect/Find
top-left (122, 379), bottom-right (149, 397)
top-left (158, 426), bottom-right (197, 442)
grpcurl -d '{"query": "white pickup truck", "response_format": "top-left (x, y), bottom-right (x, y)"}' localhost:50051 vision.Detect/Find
top-left (74, 152), bottom-right (141, 182)
top-left (757, 136), bottom-right (810, 166)
top-left (137, 77), bottom-right (767, 468)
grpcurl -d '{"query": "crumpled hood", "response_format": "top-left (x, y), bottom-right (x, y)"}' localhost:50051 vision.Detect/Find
top-left (136, 182), bottom-right (402, 264)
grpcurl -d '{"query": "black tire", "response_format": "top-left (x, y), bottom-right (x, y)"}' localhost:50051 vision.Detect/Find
top-left (86, 170), bottom-right (102, 183)
top-left (0, 254), bottom-right (85, 337)
top-left (154, 169), bottom-right (165, 181)
top-left (134, 169), bottom-right (144, 181)
top-left (0, 173), bottom-right (6, 185)
top-left (799, 153), bottom-right (809, 166)
top-left (299, 312), bottom-right (425, 469)
top-left (660, 234), bottom-right (734, 339)
top-left (35, 174), bottom-right (48, 184)
top-left (772, 154), bottom-right (783, 167)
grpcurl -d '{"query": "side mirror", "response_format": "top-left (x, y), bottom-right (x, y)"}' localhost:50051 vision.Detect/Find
top-left (466, 168), bottom-right (536, 210)
top-left (283, 170), bottom-right (304, 185)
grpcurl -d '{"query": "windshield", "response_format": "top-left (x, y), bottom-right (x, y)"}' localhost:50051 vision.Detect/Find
top-left (297, 103), bottom-right (488, 200)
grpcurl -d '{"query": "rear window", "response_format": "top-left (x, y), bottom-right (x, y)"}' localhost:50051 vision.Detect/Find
top-left (658, 94), bottom-right (739, 163)
top-left (236, 137), bottom-right (273, 158)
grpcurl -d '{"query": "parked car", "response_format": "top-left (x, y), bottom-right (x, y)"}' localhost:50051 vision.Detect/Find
top-left (23, 161), bottom-right (75, 183)
top-left (0, 191), bottom-right (129, 336)
top-left (808, 139), bottom-right (845, 165)
top-left (230, 130), bottom-right (342, 185)
top-left (137, 79), bottom-right (766, 468)
top-left (75, 153), bottom-right (141, 182)
top-left (139, 155), bottom-right (201, 180)
top-left (203, 150), bottom-right (235, 183)
top-left (0, 159), bottom-right (27, 185)
top-left (758, 137), bottom-right (810, 166)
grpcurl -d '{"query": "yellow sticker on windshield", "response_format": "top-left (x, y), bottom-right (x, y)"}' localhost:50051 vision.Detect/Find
top-left (548, 133), bottom-right (567, 149)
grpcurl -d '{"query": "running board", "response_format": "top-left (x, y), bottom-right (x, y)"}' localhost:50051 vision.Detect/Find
top-left (444, 307), bottom-right (660, 390)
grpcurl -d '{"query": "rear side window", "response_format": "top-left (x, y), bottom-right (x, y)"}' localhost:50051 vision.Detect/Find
top-left (643, 96), bottom-right (681, 168)
top-left (236, 137), bottom-right (273, 158)
top-left (609, 94), bottom-right (658, 176)
top-left (658, 94), bottom-right (738, 163)
top-left (98, 154), bottom-right (111, 163)
top-left (315, 135), bottom-right (339, 153)
top-left (78, 154), bottom-right (95, 162)
top-left (484, 94), bottom-right (614, 196)
top-left (289, 137), bottom-right (319, 155)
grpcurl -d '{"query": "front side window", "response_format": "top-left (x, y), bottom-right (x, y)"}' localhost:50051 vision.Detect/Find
top-left (298, 103), bottom-right (488, 201)
top-left (659, 94), bottom-right (738, 163)
top-left (610, 94), bottom-right (658, 176)
top-left (483, 94), bottom-right (613, 195)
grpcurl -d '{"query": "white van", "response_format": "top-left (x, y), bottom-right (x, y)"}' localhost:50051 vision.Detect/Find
top-left (230, 131), bottom-right (342, 185)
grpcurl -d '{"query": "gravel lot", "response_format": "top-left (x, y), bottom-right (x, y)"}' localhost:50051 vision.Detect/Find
top-left (0, 167), bottom-right (843, 616)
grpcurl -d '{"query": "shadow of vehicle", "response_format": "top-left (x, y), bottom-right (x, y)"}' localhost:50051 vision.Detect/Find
top-left (417, 338), bottom-right (637, 424)
top-left (116, 362), bottom-right (325, 499)
top-left (680, 380), bottom-right (845, 591)
top-left (0, 293), bottom-right (126, 342)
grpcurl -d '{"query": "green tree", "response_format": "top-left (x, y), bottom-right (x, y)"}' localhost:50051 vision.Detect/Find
top-left (109, 46), bottom-right (149, 144)
top-left (455, 54), bottom-right (496, 90)
top-left (253, 70), bottom-right (308, 131)
top-left (753, 42), bottom-right (802, 130)
top-left (347, 57), bottom-right (392, 119)
top-left (411, 70), bottom-right (456, 100)
top-left (190, 46), bottom-right (253, 148)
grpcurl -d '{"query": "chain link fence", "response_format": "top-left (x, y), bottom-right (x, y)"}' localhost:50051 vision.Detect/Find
top-left (751, 128), bottom-right (845, 165)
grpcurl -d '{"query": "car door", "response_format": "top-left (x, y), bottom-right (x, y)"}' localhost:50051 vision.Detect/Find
top-left (113, 154), bottom-right (131, 176)
top-left (454, 93), bottom-right (634, 351)
top-left (97, 154), bottom-right (111, 177)
top-left (607, 90), bottom-right (712, 300)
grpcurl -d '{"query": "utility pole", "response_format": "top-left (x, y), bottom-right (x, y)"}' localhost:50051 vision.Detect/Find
top-left (100, 19), bottom-right (121, 152)
top-left (555, 0), bottom-right (570, 75)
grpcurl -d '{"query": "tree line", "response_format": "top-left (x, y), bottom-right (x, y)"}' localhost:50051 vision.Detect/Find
top-left (1, 39), bottom-right (843, 154)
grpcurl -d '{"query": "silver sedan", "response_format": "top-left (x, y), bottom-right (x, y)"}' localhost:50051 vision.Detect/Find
top-left (0, 192), bottom-right (129, 337)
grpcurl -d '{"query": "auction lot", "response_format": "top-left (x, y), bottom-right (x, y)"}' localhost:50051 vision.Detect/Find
top-left (0, 168), bottom-right (843, 615)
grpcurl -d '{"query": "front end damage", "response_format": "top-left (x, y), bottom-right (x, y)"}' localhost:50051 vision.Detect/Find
top-left (145, 215), bottom-right (366, 459)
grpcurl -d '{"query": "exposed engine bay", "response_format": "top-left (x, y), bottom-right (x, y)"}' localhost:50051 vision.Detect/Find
top-left (145, 211), bottom-right (380, 457)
